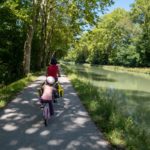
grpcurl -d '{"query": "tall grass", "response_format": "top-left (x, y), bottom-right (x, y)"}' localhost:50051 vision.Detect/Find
top-left (62, 64), bottom-right (150, 150)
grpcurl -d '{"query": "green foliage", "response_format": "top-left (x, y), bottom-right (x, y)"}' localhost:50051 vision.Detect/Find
top-left (0, 3), bottom-right (25, 85)
top-left (0, 74), bottom-right (37, 108)
top-left (87, 48), bottom-right (102, 64)
top-left (131, 0), bottom-right (150, 66)
top-left (65, 2), bottom-right (149, 67)
top-left (114, 45), bottom-right (140, 67)
top-left (0, 0), bottom-right (114, 85)
top-left (4, 0), bottom-right (32, 23)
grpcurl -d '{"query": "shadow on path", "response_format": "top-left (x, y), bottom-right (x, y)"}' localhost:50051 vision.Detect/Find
top-left (0, 75), bottom-right (110, 150)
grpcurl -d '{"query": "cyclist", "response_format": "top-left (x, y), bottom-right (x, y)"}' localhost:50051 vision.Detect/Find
top-left (40, 76), bottom-right (56, 116)
top-left (46, 57), bottom-right (61, 102)
top-left (46, 57), bottom-right (61, 82)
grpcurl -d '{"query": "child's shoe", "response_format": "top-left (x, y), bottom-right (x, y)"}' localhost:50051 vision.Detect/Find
top-left (40, 104), bottom-right (44, 109)
top-left (53, 99), bottom-right (57, 103)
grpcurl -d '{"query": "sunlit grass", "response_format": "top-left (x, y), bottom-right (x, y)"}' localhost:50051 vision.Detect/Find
top-left (108, 129), bottom-right (125, 146)
top-left (0, 73), bottom-right (38, 108)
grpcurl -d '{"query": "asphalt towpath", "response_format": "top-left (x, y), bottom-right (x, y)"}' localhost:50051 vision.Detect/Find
top-left (0, 74), bottom-right (111, 150)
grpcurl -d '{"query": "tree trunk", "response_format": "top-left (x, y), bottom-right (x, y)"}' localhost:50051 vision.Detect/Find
top-left (40, 0), bottom-right (56, 68)
top-left (23, 25), bottom-right (34, 75)
top-left (23, 0), bottom-right (42, 75)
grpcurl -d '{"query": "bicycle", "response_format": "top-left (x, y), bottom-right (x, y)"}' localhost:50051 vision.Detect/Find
top-left (42, 101), bottom-right (50, 126)
top-left (41, 100), bottom-right (54, 126)
top-left (38, 79), bottom-right (63, 126)
top-left (54, 81), bottom-right (64, 98)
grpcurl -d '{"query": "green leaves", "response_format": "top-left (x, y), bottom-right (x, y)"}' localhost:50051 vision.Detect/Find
top-left (3, 0), bottom-right (31, 23)
top-left (131, 0), bottom-right (150, 66)
top-left (0, 0), bottom-right (115, 84)
top-left (65, 6), bottom-right (148, 67)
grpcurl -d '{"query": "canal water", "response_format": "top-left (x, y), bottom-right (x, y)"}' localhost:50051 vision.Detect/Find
top-left (66, 64), bottom-right (150, 132)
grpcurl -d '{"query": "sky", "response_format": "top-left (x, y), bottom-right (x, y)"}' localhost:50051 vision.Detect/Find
top-left (107, 0), bottom-right (135, 13)
top-left (83, 0), bottom-right (136, 31)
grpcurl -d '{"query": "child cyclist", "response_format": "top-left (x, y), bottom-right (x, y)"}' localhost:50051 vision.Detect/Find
top-left (40, 76), bottom-right (56, 116)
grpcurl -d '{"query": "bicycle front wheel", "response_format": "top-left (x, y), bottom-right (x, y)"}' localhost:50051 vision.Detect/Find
top-left (43, 103), bottom-right (50, 126)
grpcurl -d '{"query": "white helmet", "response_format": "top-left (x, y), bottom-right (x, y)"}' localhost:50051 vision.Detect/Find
top-left (46, 76), bottom-right (55, 85)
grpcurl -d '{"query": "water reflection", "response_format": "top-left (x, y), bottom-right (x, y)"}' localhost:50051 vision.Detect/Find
top-left (76, 70), bottom-right (116, 82)
top-left (66, 64), bottom-right (150, 132)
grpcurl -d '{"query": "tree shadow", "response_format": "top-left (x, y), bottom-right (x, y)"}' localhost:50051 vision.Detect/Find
top-left (0, 75), bottom-right (110, 150)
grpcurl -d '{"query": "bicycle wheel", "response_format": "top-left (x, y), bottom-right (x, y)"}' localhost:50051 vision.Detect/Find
top-left (43, 103), bottom-right (50, 126)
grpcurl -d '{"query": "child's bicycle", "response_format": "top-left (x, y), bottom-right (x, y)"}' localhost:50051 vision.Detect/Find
top-left (42, 101), bottom-right (50, 126)
top-left (38, 89), bottom-right (54, 127)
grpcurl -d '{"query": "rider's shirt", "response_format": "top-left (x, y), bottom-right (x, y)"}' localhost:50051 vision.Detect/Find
top-left (41, 85), bottom-right (53, 101)
top-left (47, 65), bottom-right (59, 78)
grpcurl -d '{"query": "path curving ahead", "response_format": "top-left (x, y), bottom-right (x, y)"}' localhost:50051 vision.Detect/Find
top-left (0, 74), bottom-right (110, 150)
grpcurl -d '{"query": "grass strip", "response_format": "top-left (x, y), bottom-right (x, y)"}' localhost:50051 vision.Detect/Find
top-left (0, 73), bottom-right (38, 108)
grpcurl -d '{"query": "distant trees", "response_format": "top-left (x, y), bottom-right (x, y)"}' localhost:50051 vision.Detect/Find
top-left (66, 0), bottom-right (150, 67)
top-left (0, 0), bottom-right (114, 85)
top-left (131, 0), bottom-right (150, 66)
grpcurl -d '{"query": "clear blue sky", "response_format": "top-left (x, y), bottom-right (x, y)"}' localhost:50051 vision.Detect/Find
top-left (106, 0), bottom-right (135, 13)
top-left (83, 0), bottom-right (136, 30)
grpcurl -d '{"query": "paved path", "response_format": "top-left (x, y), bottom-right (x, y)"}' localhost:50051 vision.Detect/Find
top-left (0, 75), bottom-right (110, 150)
